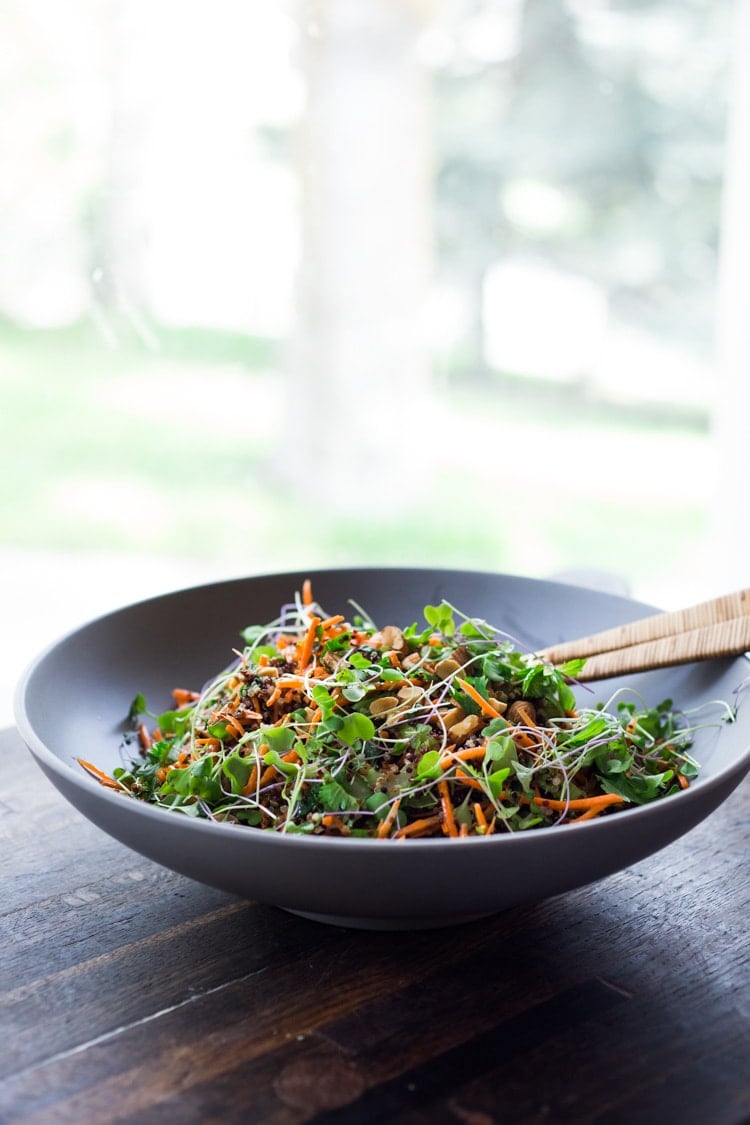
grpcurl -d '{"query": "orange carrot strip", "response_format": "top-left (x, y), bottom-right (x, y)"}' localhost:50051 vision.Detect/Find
top-left (456, 677), bottom-right (503, 720)
top-left (677, 773), bottom-right (690, 790)
top-left (393, 815), bottom-right (442, 839)
top-left (172, 688), bottom-right (200, 707)
top-left (574, 805), bottom-right (606, 822)
top-left (265, 683), bottom-right (282, 707)
top-left (532, 793), bottom-right (624, 811)
top-left (473, 801), bottom-right (488, 829)
top-left (440, 745), bottom-right (487, 769)
top-left (242, 764), bottom-right (259, 797)
top-left (276, 676), bottom-right (307, 690)
top-left (258, 764), bottom-right (278, 788)
top-left (510, 727), bottom-right (537, 750)
top-left (513, 701), bottom-right (538, 728)
top-left (456, 745), bottom-right (488, 761)
top-left (321, 614), bottom-right (345, 630)
top-left (77, 758), bottom-right (121, 790)
top-left (302, 578), bottom-right (313, 606)
top-left (438, 779), bottom-right (458, 837)
top-left (454, 768), bottom-right (486, 792)
top-left (459, 822), bottom-right (470, 837)
top-left (376, 797), bottom-right (402, 839)
top-left (137, 722), bottom-right (152, 751)
top-left (224, 713), bottom-right (245, 738)
top-left (297, 615), bottom-right (321, 671)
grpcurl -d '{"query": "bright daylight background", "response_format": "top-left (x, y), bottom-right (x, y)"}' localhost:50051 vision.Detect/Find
top-left (2, 0), bottom-right (749, 724)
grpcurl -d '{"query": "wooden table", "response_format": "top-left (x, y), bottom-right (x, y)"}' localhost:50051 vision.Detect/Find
top-left (2, 725), bottom-right (748, 1124)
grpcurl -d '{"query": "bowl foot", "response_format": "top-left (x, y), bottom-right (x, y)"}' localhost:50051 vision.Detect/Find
top-left (282, 907), bottom-right (494, 931)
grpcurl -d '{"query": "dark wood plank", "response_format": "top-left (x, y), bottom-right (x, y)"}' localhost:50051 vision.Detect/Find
top-left (2, 728), bottom-right (748, 1125)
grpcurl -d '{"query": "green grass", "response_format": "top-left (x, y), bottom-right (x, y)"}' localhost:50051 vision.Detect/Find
top-left (0, 319), bottom-right (710, 600)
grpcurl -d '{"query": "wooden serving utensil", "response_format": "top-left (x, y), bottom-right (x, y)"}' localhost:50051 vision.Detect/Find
top-left (538, 587), bottom-right (750, 682)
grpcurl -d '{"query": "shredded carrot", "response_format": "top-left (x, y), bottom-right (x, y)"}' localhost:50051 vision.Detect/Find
top-left (258, 764), bottom-right (278, 788)
top-left (457, 745), bottom-right (488, 762)
top-left (276, 676), bottom-right (308, 691)
top-left (574, 805), bottom-right (606, 822)
top-left (224, 713), bottom-right (245, 738)
top-left (172, 688), bottom-right (200, 707)
top-left (454, 768), bottom-right (486, 792)
top-left (473, 801), bottom-right (488, 830)
top-left (297, 615), bottom-right (321, 671)
top-left (438, 779), bottom-right (459, 837)
top-left (456, 677), bottom-right (503, 720)
top-left (302, 578), bottom-right (313, 606)
top-left (440, 745), bottom-right (487, 769)
top-left (377, 797), bottom-right (402, 838)
top-left (137, 722), bottom-right (152, 751)
top-left (393, 815), bottom-right (443, 839)
top-left (242, 764), bottom-right (259, 797)
top-left (320, 614), bottom-right (345, 631)
top-left (306, 706), bottom-right (323, 731)
top-left (77, 758), bottom-right (122, 790)
top-left (532, 792), bottom-right (624, 811)
top-left (265, 683), bottom-right (282, 708)
top-left (510, 727), bottom-right (537, 750)
top-left (512, 701), bottom-right (537, 728)
top-left (677, 772), bottom-right (690, 790)
top-left (266, 677), bottom-right (308, 707)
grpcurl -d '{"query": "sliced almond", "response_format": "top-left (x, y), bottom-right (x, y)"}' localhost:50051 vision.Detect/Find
top-left (369, 695), bottom-right (400, 716)
top-left (435, 657), bottom-right (461, 680)
top-left (448, 713), bottom-right (482, 744)
top-left (381, 625), bottom-right (406, 652)
top-left (441, 704), bottom-right (466, 729)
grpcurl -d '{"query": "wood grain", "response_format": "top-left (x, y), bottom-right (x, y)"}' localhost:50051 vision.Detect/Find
top-left (1, 728), bottom-right (748, 1124)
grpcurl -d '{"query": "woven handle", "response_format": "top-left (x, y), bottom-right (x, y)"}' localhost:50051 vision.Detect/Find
top-left (539, 587), bottom-right (750, 681)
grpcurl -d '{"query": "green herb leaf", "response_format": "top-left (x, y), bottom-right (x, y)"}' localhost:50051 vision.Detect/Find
top-left (319, 779), bottom-right (359, 811)
top-left (338, 712), bottom-right (375, 747)
top-left (416, 749), bottom-right (443, 781)
top-left (128, 692), bottom-right (147, 723)
top-left (424, 603), bottom-right (455, 637)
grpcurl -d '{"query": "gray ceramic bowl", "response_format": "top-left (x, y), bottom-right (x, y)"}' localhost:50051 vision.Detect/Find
top-left (14, 567), bottom-right (750, 929)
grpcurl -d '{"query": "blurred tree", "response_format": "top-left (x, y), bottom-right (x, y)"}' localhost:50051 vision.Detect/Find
top-left (431, 0), bottom-right (730, 384)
